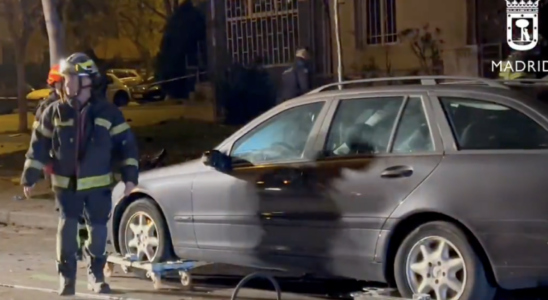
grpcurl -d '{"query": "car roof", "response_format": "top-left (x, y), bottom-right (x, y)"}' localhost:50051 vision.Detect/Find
top-left (290, 83), bottom-right (548, 118)
top-left (287, 84), bottom-right (548, 112)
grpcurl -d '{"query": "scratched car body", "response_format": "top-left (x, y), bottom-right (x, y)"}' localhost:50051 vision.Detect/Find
top-left (109, 77), bottom-right (548, 300)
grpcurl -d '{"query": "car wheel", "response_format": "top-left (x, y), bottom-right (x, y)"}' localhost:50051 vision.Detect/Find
top-left (394, 221), bottom-right (496, 300)
top-left (118, 198), bottom-right (171, 277)
top-left (113, 92), bottom-right (130, 107)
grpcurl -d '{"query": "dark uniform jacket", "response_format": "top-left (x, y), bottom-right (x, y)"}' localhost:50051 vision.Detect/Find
top-left (21, 96), bottom-right (139, 190)
top-left (278, 57), bottom-right (311, 103)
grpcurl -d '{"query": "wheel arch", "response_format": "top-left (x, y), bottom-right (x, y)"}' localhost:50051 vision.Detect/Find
top-left (112, 192), bottom-right (175, 256)
top-left (382, 211), bottom-right (498, 288)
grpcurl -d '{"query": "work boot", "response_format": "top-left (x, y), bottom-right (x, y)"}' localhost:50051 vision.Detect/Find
top-left (57, 261), bottom-right (76, 296)
top-left (76, 247), bottom-right (84, 261)
top-left (87, 282), bottom-right (111, 294)
top-left (87, 254), bottom-right (111, 294)
top-left (58, 276), bottom-right (76, 296)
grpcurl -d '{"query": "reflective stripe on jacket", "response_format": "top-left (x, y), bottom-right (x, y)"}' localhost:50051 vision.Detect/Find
top-left (21, 97), bottom-right (139, 189)
top-left (51, 173), bottom-right (113, 190)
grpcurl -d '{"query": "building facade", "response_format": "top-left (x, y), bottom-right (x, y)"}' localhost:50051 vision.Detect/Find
top-left (206, 0), bottom-right (504, 86)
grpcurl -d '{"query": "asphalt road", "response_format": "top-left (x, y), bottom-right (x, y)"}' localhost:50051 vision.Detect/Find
top-left (0, 224), bottom-right (547, 300)
top-left (0, 224), bottom-right (359, 300)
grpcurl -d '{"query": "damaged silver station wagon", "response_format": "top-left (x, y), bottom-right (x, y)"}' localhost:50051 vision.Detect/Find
top-left (108, 76), bottom-right (548, 300)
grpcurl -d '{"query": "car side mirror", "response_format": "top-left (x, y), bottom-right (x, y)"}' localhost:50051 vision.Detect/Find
top-left (202, 150), bottom-right (232, 172)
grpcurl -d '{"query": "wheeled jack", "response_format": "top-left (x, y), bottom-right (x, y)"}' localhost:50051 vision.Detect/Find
top-left (103, 254), bottom-right (430, 300)
top-left (103, 254), bottom-right (212, 290)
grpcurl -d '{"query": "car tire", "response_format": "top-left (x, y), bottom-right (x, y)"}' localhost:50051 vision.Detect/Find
top-left (113, 92), bottom-right (130, 107)
top-left (394, 221), bottom-right (496, 300)
top-left (118, 198), bottom-right (171, 278)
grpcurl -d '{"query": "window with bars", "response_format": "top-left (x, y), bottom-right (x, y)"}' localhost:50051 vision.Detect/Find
top-left (225, 0), bottom-right (299, 66)
top-left (355, 0), bottom-right (397, 48)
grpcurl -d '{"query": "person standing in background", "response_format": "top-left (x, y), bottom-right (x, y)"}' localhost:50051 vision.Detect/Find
top-left (278, 47), bottom-right (312, 103)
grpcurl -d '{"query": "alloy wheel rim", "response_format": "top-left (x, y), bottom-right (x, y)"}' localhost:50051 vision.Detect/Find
top-left (124, 212), bottom-right (160, 261)
top-left (405, 236), bottom-right (467, 300)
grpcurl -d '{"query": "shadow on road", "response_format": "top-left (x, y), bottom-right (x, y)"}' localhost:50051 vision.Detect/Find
top-left (110, 274), bottom-right (365, 300)
top-left (108, 272), bottom-right (548, 300)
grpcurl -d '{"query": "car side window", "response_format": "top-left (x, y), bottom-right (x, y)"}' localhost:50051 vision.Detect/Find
top-left (325, 96), bottom-right (404, 156)
top-left (440, 97), bottom-right (548, 150)
top-left (106, 75), bottom-right (114, 84)
top-left (231, 102), bottom-right (324, 164)
top-left (114, 71), bottom-right (128, 79)
top-left (392, 97), bottom-right (434, 153)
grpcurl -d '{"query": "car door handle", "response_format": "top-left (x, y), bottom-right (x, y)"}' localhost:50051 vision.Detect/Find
top-left (274, 169), bottom-right (304, 183)
top-left (381, 166), bottom-right (413, 178)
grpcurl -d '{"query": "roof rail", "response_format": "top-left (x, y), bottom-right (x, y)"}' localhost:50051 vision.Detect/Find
top-left (308, 76), bottom-right (509, 94)
top-left (497, 79), bottom-right (548, 86)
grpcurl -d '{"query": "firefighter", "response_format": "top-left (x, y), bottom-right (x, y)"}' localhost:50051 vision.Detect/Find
top-left (34, 65), bottom-right (63, 186)
top-left (35, 64), bottom-right (63, 123)
top-left (21, 53), bottom-right (139, 296)
top-left (33, 65), bottom-right (89, 260)
top-left (277, 47), bottom-right (312, 103)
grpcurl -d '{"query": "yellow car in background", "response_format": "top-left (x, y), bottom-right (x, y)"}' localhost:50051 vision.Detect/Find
top-left (26, 74), bottom-right (131, 108)
top-left (25, 85), bottom-right (50, 111)
top-left (26, 87), bottom-right (50, 100)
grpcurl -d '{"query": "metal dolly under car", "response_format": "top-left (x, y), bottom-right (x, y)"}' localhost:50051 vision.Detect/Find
top-left (103, 254), bottom-right (430, 300)
top-left (103, 253), bottom-right (213, 290)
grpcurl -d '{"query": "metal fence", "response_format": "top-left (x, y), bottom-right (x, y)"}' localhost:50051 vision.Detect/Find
top-left (225, 0), bottom-right (300, 66)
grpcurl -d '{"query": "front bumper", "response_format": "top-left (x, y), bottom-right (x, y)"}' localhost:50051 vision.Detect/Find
top-left (132, 90), bottom-right (164, 101)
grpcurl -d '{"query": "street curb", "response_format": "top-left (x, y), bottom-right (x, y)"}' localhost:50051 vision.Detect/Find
top-left (0, 209), bottom-right (57, 229)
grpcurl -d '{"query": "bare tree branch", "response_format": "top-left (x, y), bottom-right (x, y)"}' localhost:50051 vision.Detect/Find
top-left (141, 0), bottom-right (166, 19)
top-left (0, 0), bottom-right (42, 132)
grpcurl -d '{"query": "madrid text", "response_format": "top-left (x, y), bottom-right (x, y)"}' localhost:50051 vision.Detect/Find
top-left (492, 60), bottom-right (548, 73)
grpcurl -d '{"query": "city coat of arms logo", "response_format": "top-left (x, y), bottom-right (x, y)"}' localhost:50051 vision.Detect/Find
top-left (507, 0), bottom-right (539, 51)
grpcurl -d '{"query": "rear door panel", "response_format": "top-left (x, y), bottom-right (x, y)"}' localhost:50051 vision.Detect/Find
top-left (305, 92), bottom-right (444, 276)
top-left (312, 155), bottom-right (442, 260)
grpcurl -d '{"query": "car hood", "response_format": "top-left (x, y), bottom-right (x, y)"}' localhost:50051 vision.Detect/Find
top-left (139, 158), bottom-right (205, 181)
top-left (119, 78), bottom-right (142, 87)
top-left (112, 158), bottom-right (206, 202)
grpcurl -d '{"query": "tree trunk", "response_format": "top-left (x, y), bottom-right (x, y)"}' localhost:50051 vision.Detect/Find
top-left (15, 53), bottom-right (28, 133)
top-left (42, 0), bottom-right (65, 65)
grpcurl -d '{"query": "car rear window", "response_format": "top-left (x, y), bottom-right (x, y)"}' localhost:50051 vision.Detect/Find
top-left (440, 97), bottom-right (548, 150)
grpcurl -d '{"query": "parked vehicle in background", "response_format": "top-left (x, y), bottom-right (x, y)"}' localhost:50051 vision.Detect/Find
top-left (109, 76), bottom-right (548, 300)
top-left (106, 69), bottom-right (143, 87)
top-left (105, 74), bottom-right (131, 107)
top-left (130, 76), bottom-right (166, 102)
top-left (25, 75), bottom-right (131, 108)
top-left (26, 86), bottom-right (49, 102)
top-left (23, 84), bottom-right (47, 111)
